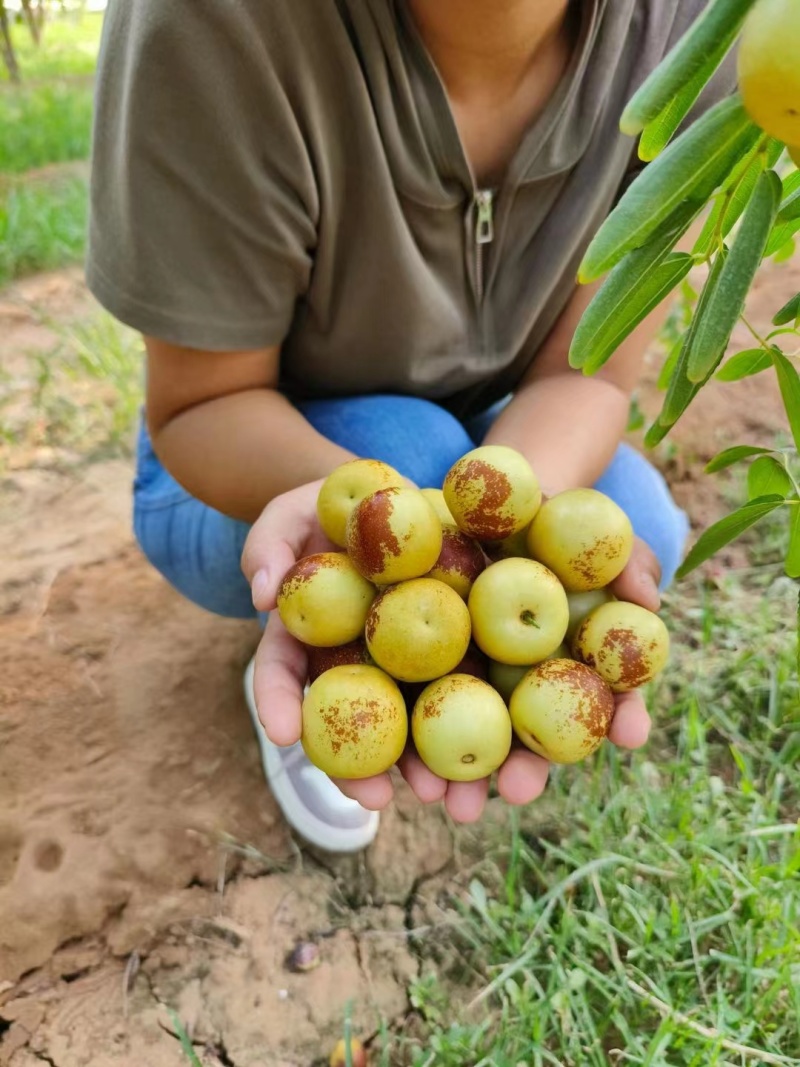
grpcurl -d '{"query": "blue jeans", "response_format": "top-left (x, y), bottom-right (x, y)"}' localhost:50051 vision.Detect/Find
top-left (132, 394), bottom-right (689, 619)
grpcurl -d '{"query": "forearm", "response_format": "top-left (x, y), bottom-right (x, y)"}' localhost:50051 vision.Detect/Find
top-left (484, 374), bottom-right (630, 495)
top-left (150, 389), bottom-right (354, 523)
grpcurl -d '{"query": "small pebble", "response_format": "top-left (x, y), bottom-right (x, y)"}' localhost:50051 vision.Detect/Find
top-left (286, 941), bottom-right (320, 973)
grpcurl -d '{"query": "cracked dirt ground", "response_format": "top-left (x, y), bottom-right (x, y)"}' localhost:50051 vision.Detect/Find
top-left (0, 460), bottom-right (468, 1065)
top-left (0, 260), bottom-right (796, 1065)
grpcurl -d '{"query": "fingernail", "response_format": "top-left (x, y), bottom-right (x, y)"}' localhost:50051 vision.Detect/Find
top-left (251, 568), bottom-right (270, 607)
top-left (644, 573), bottom-right (661, 608)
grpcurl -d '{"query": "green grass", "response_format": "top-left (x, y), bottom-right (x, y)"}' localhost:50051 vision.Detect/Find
top-left (0, 175), bottom-right (88, 284)
top-left (0, 10), bottom-right (102, 83)
top-left (0, 80), bottom-right (93, 172)
top-left (0, 309), bottom-right (143, 464)
top-left (0, 10), bottom-right (101, 283)
top-left (389, 518), bottom-right (799, 1065)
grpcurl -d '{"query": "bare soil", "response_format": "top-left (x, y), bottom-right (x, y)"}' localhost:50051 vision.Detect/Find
top-left (0, 258), bottom-right (796, 1066)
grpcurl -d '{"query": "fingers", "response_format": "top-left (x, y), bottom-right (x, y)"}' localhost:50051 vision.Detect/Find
top-left (608, 689), bottom-right (651, 749)
top-left (610, 537), bottom-right (661, 612)
top-left (496, 748), bottom-right (550, 805)
top-left (397, 750), bottom-right (449, 803)
top-left (254, 614), bottom-right (306, 746)
top-left (240, 479), bottom-right (330, 610)
top-left (333, 773), bottom-right (395, 811)
top-left (444, 777), bottom-right (491, 823)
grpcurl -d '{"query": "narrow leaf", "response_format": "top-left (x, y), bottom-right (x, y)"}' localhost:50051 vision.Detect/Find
top-left (571, 212), bottom-right (696, 368)
top-left (571, 252), bottom-right (693, 373)
top-left (661, 249), bottom-right (728, 427)
top-left (747, 455), bottom-right (792, 499)
top-left (644, 417), bottom-right (670, 448)
top-left (786, 504), bottom-right (800, 579)
top-left (772, 238), bottom-right (797, 263)
top-left (715, 347), bottom-right (773, 381)
top-left (579, 97), bottom-right (759, 282)
top-left (687, 171), bottom-right (782, 383)
top-left (777, 184), bottom-right (800, 223)
top-left (657, 338), bottom-right (684, 390)
top-left (676, 495), bottom-right (785, 579)
top-left (771, 348), bottom-right (800, 453)
top-left (773, 293), bottom-right (800, 327)
top-left (766, 171), bottom-right (800, 256)
top-left (620, 0), bottom-right (759, 134)
top-left (705, 444), bottom-right (774, 473)
top-left (692, 139), bottom-right (782, 257)
top-left (638, 52), bottom-right (728, 161)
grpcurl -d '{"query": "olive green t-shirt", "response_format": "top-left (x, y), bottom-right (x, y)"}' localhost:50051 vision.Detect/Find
top-left (86, 0), bottom-right (733, 419)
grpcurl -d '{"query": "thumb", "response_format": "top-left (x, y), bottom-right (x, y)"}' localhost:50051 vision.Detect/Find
top-left (240, 479), bottom-right (327, 610)
top-left (609, 537), bottom-right (661, 612)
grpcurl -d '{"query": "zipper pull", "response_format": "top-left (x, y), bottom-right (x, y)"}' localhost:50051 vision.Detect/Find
top-left (475, 190), bottom-right (494, 246)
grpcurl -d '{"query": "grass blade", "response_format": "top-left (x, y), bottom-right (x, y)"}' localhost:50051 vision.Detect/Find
top-left (676, 495), bottom-right (786, 578)
top-left (579, 97), bottom-right (759, 282)
top-left (167, 1011), bottom-right (203, 1067)
top-left (687, 170), bottom-right (782, 382)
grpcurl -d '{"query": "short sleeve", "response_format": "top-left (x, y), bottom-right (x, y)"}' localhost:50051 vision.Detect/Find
top-left (86, 0), bottom-right (319, 351)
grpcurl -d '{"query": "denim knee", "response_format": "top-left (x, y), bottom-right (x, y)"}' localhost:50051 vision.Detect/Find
top-left (298, 394), bottom-right (476, 488)
top-left (593, 443), bottom-right (689, 590)
top-left (132, 419), bottom-right (256, 619)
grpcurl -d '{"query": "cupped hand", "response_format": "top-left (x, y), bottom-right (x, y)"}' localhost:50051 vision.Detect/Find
top-left (242, 485), bottom-right (659, 824)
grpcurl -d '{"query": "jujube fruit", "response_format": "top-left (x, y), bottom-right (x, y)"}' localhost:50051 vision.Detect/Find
top-left (302, 665), bottom-right (407, 778)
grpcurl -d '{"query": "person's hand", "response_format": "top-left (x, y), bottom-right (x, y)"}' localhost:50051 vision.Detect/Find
top-left (242, 485), bottom-right (659, 823)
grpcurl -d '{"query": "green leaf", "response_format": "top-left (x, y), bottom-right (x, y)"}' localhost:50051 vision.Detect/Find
top-left (638, 53), bottom-right (730, 162)
top-left (660, 248), bottom-right (729, 428)
top-left (627, 396), bottom-right (645, 432)
top-left (657, 337), bottom-right (683, 390)
top-left (676, 495), bottom-right (786, 579)
top-left (687, 171), bottom-right (782, 383)
top-left (620, 0), bottom-right (759, 135)
top-left (771, 348), bottom-right (800, 453)
top-left (766, 171), bottom-right (800, 256)
top-left (692, 138), bottom-right (782, 258)
top-left (714, 347), bottom-right (773, 381)
top-left (773, 293), bottom-right (800, 327)
top-left (786, 504), bottom-right (800, 579)
top-left (772, 238), bottom-right (797, 264)
top-left (579, 97), bottom-right (759, 282)
top-left (777, 183), bottom-right (800, 224)
top-left (644, 416), bottom-right (670, 448)
top-left (747, 455), bottom-right (792, 499)
top-left (705, 444), bottom-right (774, 473)
top-left (570, 249), bottom-right (693, 373)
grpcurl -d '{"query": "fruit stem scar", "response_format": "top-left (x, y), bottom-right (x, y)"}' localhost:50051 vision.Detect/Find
top-left (461, 754), bottom-right (476, 763)
top-left (520, 609), bottom-right (540, 628)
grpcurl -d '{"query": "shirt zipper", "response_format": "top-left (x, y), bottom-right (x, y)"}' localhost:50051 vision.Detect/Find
top-left (473, 189), bottom-right (495, 304)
